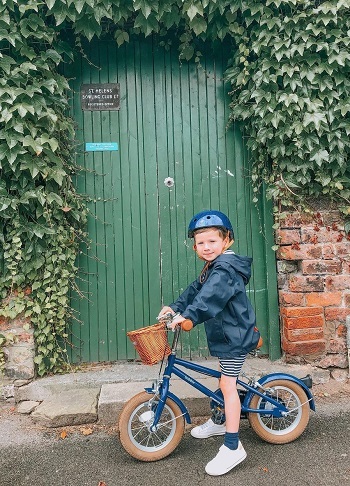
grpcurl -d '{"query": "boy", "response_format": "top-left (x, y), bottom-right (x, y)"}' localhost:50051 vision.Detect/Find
top-left (158, 210), bottom-right (260, 476)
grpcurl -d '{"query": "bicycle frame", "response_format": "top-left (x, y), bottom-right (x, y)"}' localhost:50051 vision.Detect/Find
top-left (144, 327), bottom-right (314, 430)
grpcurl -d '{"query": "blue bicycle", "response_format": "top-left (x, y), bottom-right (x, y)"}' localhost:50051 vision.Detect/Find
top-left (119, 314), bottom-right (315, 462)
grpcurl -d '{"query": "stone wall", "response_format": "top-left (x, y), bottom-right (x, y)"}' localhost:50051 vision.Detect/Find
top-left (0, 314), bottom-right (35, 381)
top-left (277, 210), bottom-right (349, 381)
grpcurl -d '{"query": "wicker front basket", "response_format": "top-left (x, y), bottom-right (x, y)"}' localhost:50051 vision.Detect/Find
top-left (127, 322), bottom-right (171, 365)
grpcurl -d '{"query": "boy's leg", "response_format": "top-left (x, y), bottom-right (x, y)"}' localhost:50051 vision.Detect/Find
top-left (220, 374), bottom-right (241, 433)
top-left (205, 357), bottom-right (247, 476)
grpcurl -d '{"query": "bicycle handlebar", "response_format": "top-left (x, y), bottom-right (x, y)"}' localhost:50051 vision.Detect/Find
top-left (157, 312), bottom-right (193, 332)
top-left (181, 319), bottom-right (193, 331)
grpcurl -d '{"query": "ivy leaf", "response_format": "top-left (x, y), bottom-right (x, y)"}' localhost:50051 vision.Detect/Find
top-left (133, 0), bottom-right (152, 19)
top-left (75, 0), bottom-right (86, 15)
top-left (0, 198), bottom-right (11, 212)
top-left (191, 16), bottom-right (207, 36)
top-left (20, 159), bottom-right (40, 178)
top-left (0, 9), bottom-right (11, 25)
top-left (74, 15), bottom-right (102, 40)
top-left (0, 55), bottom-right (16, 75)
top-left (133, 12), bottom-right (159, 36)
top-left (328, 50), bottom-right (350, 66)
top-left (310, 149), bottom-right (329, 166)
top-left (38, 135), bottom-right (59, 152)
top-left (303, 112), bottom-right (327, 131)
top-left (49, 168), bottom-right (67, 186)
top-left (23, 135), bottom-right (44, 154)
top-left (47, 192), bottom-right (63, 206)
top-left (42, 49), bottom-right (62, 65)
top-left (187, 4), bottom-right (203, 21)
top-left (46, 0), bottom-right (56, 9)
top-left (115, 30), bottom-right (129, 47)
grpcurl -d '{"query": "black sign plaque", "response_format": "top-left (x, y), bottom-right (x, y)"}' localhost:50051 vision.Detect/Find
top-left (81, 83), bottom-right (120, 111)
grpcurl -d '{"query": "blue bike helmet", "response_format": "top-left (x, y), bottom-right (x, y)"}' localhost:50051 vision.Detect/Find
top-left (188, 210), bottom-right (234, 239)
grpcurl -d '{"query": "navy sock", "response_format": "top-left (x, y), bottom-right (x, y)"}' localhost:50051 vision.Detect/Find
top-left (224, 432), bottom-right (239, 450)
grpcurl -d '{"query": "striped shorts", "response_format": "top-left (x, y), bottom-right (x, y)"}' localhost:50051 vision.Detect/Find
top-left (219, 355), bottom-right (246, 377)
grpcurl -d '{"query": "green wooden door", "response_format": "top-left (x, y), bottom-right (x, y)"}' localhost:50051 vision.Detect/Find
top-left (67, 37), bottom-right (280, 363)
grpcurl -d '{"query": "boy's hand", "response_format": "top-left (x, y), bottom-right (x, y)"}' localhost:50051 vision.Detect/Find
top-left (169, 314), bottom-right (185, 330)
top-left (157, 306), bottom-right (175, 320)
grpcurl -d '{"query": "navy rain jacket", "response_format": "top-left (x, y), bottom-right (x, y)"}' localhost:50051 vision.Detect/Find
top-left (169, 252), bottom-right (260, 358)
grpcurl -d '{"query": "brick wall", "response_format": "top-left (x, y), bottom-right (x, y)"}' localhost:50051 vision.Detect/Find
top-left (277, 210), bottom-right (349, 375)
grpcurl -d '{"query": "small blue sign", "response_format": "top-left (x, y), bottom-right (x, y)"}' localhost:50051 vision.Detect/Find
top-left (86, 142), bottom-right (119, 152)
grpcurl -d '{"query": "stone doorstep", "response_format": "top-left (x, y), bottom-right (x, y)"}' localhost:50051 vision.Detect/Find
top-left (25, 377), bottom-right (218, 428)
top-left (31, 388), bottom-right (100, 428)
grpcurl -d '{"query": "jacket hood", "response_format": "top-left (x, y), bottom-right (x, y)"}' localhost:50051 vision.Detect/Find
top-left (215, 252), bottom-right (252, 284)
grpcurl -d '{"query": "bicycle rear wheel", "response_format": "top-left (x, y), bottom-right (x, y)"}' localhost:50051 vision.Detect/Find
top-left (119, 391), bottom-right (185, 461)
top-left (248, 379), bottom-right (310, 444)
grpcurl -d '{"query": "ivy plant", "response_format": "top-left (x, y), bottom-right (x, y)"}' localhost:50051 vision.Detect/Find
top-left (224, 0), bottom-right (350, 211)
top-left (1, 0), bottom-right (349, 375)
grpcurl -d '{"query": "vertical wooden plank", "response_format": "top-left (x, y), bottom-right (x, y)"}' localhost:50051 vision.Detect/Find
top-left (139, 38), bottom-right (162, 322)
top-left (262, 191), bottom-right (281, 359)
top-left (102, 40), bottom-right (118, 360)
top-left (117, 41), bottom-right (136, 356)
top-left (177, 56), bottom-right (195, 356)
top-left (94, 39), bottom-right (111, 362)
top-left (154, 41), bottom-right (173, 307)
top-left (77, 41), bottom-right (100, 362)
top-left (110, 41), bottom-right (127, 359)
top-left (204, 45), bottom-right (220, 211)
top-left (63, 49), bottom-right (87, 362)
top-left (124, 40), bottom-right (147, 337)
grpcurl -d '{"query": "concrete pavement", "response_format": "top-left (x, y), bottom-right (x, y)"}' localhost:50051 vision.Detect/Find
top-left (1, 355), bottom-right (340, 428)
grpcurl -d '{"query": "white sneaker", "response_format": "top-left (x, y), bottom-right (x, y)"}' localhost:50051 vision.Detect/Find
top-left (205, 442), bottom-right (247, 476)
top-left (190, 418), bottom-right (226, 438)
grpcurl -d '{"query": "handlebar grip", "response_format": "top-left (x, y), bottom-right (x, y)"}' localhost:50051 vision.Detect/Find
top-left (181, 319), bottom-right (193, 331)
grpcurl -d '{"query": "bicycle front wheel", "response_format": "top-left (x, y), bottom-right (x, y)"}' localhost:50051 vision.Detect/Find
top-left (118, 391), bottom-right (185, 461)
top-left (248, 379), bottom-right (310, 444)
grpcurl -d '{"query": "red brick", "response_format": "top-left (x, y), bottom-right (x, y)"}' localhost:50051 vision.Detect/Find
top-left (277, 244), bottom-right (322, 261)
top-left (334, 242), bottom-right (350, 257)
top-left (279, 292), bottom-right (305, 306)
top-left (276, 229), bottom-right (301, 245)
top-left (324, 308), bottom-right (350, 321)
top-left (306, 292), bottom-right (342, 307)
top-left (282, 338), bottom-right (326, 356)
top-left (344, 293), bottom-right (350, 307)
top-left (281, 306), bottom-right (323, 317)
top-left (0, 317), bottom-right (11, 331)
top-left (336, 324), bottom-right (347, 337)
top-left (301, 260), bottom-right (342, 275)
top-left (327, 339), bottom-right (347, 353)
top-left (289, 275), bottom-right (324, 292)
top-left (284, 328), bottom-right (324, 342)
top-left (322, 244), bottom-right (336, 259)
top-left (318, 354), bottom-right (348, 368)
top-left (283, 315), bottom-right (324, 330)
top-left (325, 275), bottom-right (350, 290)
top-left (341, 261), bottom-right (350, 274)
top-left (279, 212), bottom-right (314, 228)
top-left (321, 211), bottom-right (342, 226)
top-left (301, 228), bottom-right (343, 244)
top-left (17, 332), bottom-right (34, 344)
